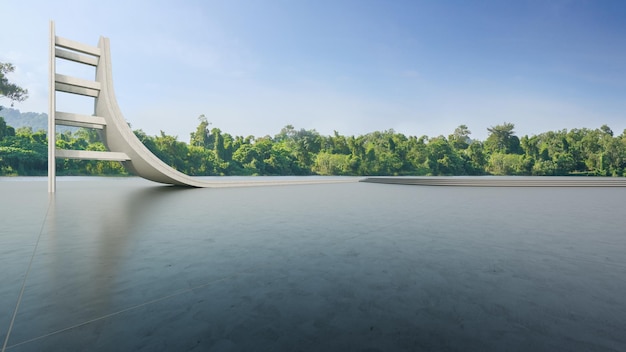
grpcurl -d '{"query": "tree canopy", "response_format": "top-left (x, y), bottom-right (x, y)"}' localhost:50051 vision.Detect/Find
top-left (1, 115), bottom-right (625, 177)
top-left (2, 60), bottom-right (625, 177)
top-left (0, 62), bottom-right (28, 107)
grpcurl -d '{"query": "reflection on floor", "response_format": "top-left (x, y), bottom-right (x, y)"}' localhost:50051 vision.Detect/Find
top-left (1, 177), bottom-right (625, 351)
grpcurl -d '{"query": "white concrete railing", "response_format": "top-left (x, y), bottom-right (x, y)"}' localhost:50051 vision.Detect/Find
top-left (48, 21), bottom-right (221, 191)
top-left (49, 21), bottom-right (129, 192)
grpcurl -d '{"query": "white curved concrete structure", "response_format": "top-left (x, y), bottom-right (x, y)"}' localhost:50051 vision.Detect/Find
top-left (48, 22), bottom-right (211, 191)
top-left (48, 23), bottom-right (360, 192)
top-left (94, 36), bottom-right (211, 188)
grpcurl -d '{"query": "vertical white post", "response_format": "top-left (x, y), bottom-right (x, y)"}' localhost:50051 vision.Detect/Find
top-left (48, 21), bottom-right (56, 193)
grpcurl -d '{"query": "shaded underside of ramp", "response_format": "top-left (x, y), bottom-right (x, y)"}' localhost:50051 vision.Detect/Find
top-left (360, 176), bottom-right (626, 187)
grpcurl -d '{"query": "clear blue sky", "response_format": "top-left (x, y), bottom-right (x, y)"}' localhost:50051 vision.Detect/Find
top-left (2, 0), bottom-right (626, 140)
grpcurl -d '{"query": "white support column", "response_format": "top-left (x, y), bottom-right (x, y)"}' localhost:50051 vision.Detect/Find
top-left (48, 21), bottom-right (56, 193)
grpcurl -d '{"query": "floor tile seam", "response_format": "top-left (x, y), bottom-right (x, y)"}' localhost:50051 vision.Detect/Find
top-left (1, 197), bottom-right (53, 352)
top-left (3, 269), bottom-right (256, 350)
top-left (378, 231), bottom-right (626, 268)
top-left (477, 243), bottom-right (626, 269)
top-left (280, 232), bottom-right (626, 271)
top-left (343, 226), bottom-right (626, 249)
top-left (336, 232), bottom-right (626, 269)
top-left (242, 233), bottom-right (626, 271)
top-left (413, 233), bottom-right (626, 256)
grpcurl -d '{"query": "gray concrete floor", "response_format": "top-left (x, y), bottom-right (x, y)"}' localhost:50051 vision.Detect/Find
top-left (1, 178), bottom-right (625, 351)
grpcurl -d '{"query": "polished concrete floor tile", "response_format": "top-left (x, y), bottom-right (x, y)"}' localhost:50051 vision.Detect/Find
top-left (6, 247), bottom-right (625, 351)
top-left (2, 179), bottom-right (626, 351)
top-left (0, 181), bottom-right (50, 346)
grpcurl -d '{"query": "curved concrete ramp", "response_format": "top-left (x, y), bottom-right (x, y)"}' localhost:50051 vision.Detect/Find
top-left (94, 39), bottom-right (358, 187)
top-left (48, 22), bottom-right (211, 190)
top-left (48, 22), bottom-right (359, 191)
top-left (361, 176), bottom-right (626, 187)
top-left (94, 36), bottom-right (210, 187)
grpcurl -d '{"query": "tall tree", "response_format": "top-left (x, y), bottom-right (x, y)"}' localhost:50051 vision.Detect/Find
top-left (426, 136), bottom-right (463, 175)
top-left (0, 62), bottom-right (28, 107)
top-left (485, 122), bottom-right (521, 154)
top-left (190, 115), bottom-right (211, 148)
top-left (449, 124), bottom-right (471, 150)
top-left (0, 117), bottom-right (16, 141)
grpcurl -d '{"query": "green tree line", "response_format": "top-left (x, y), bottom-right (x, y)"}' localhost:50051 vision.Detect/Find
top-left (1, 115), bottom-right (625, 177)
top-left (2, 61), bottom-right (625, 177)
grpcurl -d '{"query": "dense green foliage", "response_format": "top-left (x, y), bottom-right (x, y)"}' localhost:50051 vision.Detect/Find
top-left (3, 60), bottom-right (623, 177)
top-left (1, 114), bottom-right (625, 177)
top-left (0, 122), bottom-right (127, 176)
